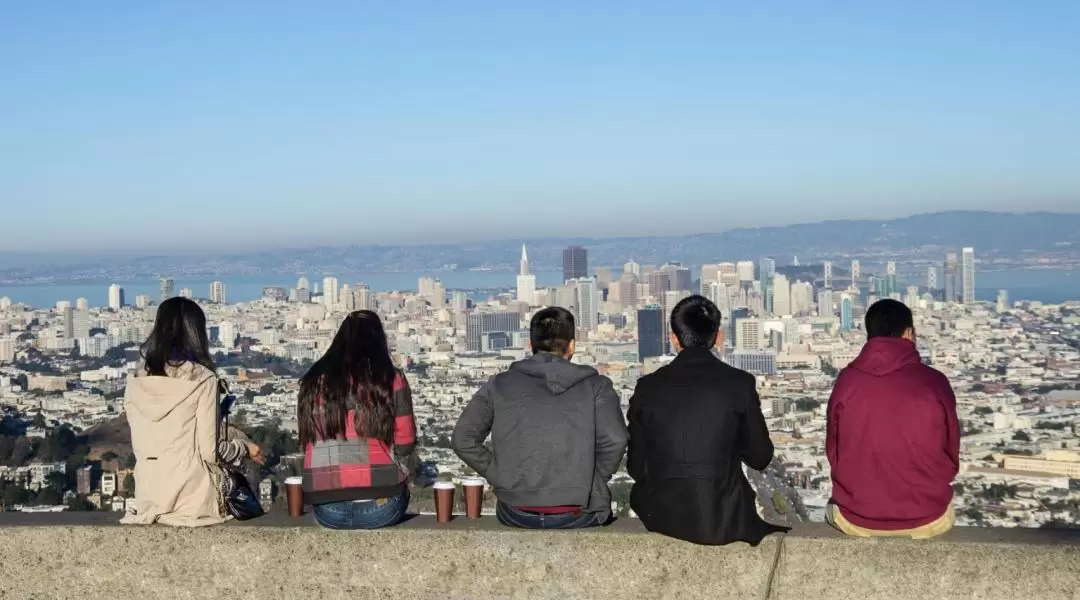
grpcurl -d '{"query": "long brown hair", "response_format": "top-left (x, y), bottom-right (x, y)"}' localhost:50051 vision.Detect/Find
top-left (297, 310), bottom-right (397, 446)
top-left (141, 297), bottom-right (216, 376)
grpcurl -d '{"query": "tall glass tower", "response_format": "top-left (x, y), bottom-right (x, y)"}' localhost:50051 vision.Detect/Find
top-left (961, 247), bottom-right (976, 304)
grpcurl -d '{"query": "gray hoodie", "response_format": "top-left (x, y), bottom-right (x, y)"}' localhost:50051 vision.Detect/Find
top-left (451, 352), bottom-right (628, 521)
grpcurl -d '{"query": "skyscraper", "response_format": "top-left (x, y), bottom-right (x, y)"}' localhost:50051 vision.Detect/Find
top-left (637, 305), bottom-right (664, 361)
top-left (430, 279), bottom-right (446, 309)
top-left (718, 262), bottom-right (738, 285)
top-left (727, 307), bottom-right (750, 349)
top-left (662, 290), bottom-right (691, 354)
top-left (790, 281), bottom-right (813, 316)
top-left (736, 261), bottom-right (755, 283)
top-left (772, 274), bottom-right (791, 317)
top-left (823, 261), bottom-right (833, 289)
top-left (759, 257), bottom-right (776, 314)
top-left (624, 259), bottom-right (640, 277)
top-left (886, 262), bottom-right (898, 296)
top-left (961, 247), bottom-right (976, 304)
top-left (210, 281), bottom-right (227, 304)
top-left (562, 246), bottom-right (588, 282)
top-left (323, 277), bottom-right (339, 310)
top-left (660, 262), bottom-right (691, 292)
top-left (646, 270), bottom-right (671, 299)
top-left (944, 253), bottom-right (958, 303)
top-left (516, 244), bottom-right (536, 306)
top-left (63, 305), bottom-right (74, 339)
top-left (904, 285), bottom-right (920, 308)
top-left (996, 289), bottom-right (1009, 313)
top-left (617, 275), bottom-right (639, 309)
top-left (340, 284), bottom-right (356, 311)
top-left (0, 338), bottom-right (13, 364)
top-left (451, 290), bottom-right (468, 313)
top-left (735, 318), bottom-right (765, 350)
top-left (572, 277), bottom-right (598, 335)
top-left (465, 312), bottom-right (521, 352)
top-left (160, 278), bottom-right (175, 303)
top-left (850, 259), bottom-right (861, 285)
top-left (926, 267), bottom-right (938, 291)
top-left (76, 297), bottom-right (89, 312)
top-left (840, 295), bottom-right (853, 332)
top-left (108, 284), bottom-right (124, 310)
top-left (818, 288), bottom-right (834, 318)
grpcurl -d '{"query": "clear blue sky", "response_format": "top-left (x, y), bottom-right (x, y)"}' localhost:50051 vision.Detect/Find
top-left (2, 1), bottom-right (1078, 253)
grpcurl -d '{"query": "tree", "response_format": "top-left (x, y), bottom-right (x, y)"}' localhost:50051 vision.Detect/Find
top-left (122, 473), bottom-right (136, 498)
top-left (66, 495), bottom-right (96, 512)
top-left (45, 471), bottom-right (67, 493)
top-left (1012, 430), bottom-right (1032, 442)
top-left (123, 453), bottom-right (137, 469)
top-left (32, 413), bottom-right (47, 429)
top-left (1035, 421), bottom-right (1067, 431)
top-left (258, 383), bottom-right (276, 396)
top-left (101, 451), bottom-right (119, 463)
top-left (974, 406), bottom-right (994, 416)
top-left (2, 482), bottom-right (27, 507)
top-left (35, 487), bottom-right (62, 506)
top-left (8, 437), bottom-right (34, 467)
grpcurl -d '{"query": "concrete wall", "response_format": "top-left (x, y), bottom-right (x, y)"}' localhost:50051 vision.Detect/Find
top-left (1, 513), bottom-right (1078, 600)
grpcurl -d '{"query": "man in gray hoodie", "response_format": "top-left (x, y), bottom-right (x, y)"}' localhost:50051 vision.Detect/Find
top-left (452, 307), bottom-right (629, 528)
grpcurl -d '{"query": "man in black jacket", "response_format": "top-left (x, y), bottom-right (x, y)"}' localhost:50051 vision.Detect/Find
top-left (628, 295), bottom-right (785, 545)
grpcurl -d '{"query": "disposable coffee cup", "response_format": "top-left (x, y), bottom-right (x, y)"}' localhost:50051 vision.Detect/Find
top-left (285, 476), bottom-right (304, 517)
top-left (434, 481), bottom-right (456, 523)
top-left (462, 477), bottom-right (485, 519)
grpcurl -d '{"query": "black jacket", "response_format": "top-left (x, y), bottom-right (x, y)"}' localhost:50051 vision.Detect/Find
top-left (628, 347), bottom-right (785, 545)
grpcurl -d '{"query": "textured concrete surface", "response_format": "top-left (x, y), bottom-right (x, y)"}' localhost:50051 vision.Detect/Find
top-left (0, 514), bottom-right (1077, 600)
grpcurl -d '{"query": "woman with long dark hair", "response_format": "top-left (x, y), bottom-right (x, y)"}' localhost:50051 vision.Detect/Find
top-left (121, 297), bottom-right (263, 527)
top-left (299, 310), bottom-right (417, 529)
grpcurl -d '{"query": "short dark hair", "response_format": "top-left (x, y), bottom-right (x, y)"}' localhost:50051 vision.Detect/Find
top-left (671, 295), bottom-right (721, 349)
top-left (530, 307), bottom-right (575, 354)
top-left (865, 299), bottom-right (913, 338)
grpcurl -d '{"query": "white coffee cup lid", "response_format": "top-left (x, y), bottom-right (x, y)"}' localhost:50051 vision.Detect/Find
top-left (462, 477), bottom-right (485, 486)
top-left (285, 476), bottom-right (303, 484)
top-left (433, 481), bottom-right (456, 490)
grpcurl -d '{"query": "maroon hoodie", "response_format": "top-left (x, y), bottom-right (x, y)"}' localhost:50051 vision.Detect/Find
top-left (826, 337), bottom-right (960, 530)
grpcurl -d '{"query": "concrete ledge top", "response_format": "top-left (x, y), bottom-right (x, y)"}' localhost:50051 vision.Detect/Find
top-left (2, 510), bottom-right (1079, 545)
top-left (2, 511), bottom-right (1079, 600)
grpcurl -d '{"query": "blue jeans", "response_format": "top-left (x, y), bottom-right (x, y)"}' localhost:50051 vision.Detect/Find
top-left (313, 490), bottom-right (410, 530)
top-left (496, 502), bottom-right (601, 530)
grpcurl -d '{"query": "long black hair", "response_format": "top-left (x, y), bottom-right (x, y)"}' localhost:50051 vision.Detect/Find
top-left (298, 310), bottom-right (397, 446)
top-left (141, 297), bottom-right (215, 376)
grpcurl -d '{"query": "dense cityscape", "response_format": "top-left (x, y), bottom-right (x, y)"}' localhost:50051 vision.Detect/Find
top-left (1, 242), bottom-right (1078, 528)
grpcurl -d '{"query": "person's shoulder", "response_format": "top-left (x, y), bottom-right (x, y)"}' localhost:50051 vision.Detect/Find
top-left (169, 361), bottom-right (217, 383)
top-left (916, 363), bottom-right (954, 395)
top-left (393, 369), bottom-right (409, 391)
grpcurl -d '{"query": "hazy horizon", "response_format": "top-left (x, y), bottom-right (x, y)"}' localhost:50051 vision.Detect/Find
top-left (3, 2), bottom-right (1079, 252)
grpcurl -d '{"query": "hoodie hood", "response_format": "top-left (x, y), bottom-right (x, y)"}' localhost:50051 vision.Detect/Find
top-left (511, 352), bottom-right (599, 395)
top-left (849, 337), bottom-right (921, 377)
top-left (126, 362), bottom-right (216, 422)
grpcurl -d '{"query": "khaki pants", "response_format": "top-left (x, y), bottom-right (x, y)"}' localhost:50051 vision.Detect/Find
top-left (827, 503), bottom-right (954, 539)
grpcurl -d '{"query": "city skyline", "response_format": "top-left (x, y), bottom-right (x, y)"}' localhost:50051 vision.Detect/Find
top-left (3, 3), bottom-right (1080, 251)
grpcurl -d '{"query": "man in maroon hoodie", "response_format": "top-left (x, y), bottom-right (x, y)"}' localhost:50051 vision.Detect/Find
top-left (826, 299), bottom-right (959, 538)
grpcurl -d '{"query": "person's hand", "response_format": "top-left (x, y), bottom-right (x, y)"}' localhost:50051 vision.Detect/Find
top-left (247, 442), bottom-right (267, 465)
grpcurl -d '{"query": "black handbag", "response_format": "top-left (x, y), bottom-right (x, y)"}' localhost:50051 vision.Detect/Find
top-left (224, 468), bottom-right (264, 520)
top-left (220, 388), bottom-right (264, 521)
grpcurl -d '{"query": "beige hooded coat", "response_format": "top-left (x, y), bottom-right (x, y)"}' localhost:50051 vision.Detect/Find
top-left (120, 362), bottom-right (227, 527)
